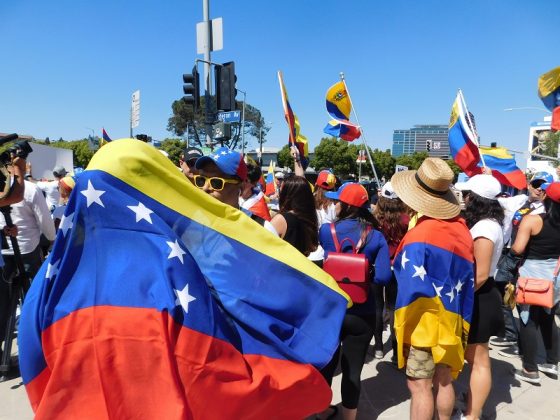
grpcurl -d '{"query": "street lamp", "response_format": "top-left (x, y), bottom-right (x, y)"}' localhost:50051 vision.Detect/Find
top-left (504, 107), bottom-right (551, 114)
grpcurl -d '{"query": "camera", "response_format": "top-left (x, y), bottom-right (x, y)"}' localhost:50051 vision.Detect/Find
top-left (0, 140), bottom-right (33, 165)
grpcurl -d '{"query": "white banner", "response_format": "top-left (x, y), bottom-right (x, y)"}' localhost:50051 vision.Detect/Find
top-left (131, 90), bottom-right (140, 129)
top-left (395, 164), bottom-right (408, 173)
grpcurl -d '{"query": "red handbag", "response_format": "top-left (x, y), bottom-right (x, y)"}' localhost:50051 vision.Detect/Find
top-left (323, 224), bottom-right (371, 304)
top-left (516, 257), bottom-right (560, 308)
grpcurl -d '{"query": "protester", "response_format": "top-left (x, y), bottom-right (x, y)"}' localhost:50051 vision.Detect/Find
top-left (455, 174), bottom-right (505, 420)
top-left (319, 182), bottom-right (392, 420)
top-left (52, 175), bottom-right (76, 231)
top-left (391, 158), bottom-right (474, 420)
top-left (496, 181), bottom-right (560, 384)
top-left (179, 146), bottom-right (203, 183)
top-left (239, 157), bottom-right (271, 221)
top-left (195, 147), bottom-right (277, 235)
top-left (374, 181), bottom-right (411, 362)
top-left (32, 165), bottom-right (67, 212)
top-left (308, 169), bottom-right (337, 265)
top-left (493, 171), bottom-right (552, 357)
top-left (270, 175), bottom-right (318, 256)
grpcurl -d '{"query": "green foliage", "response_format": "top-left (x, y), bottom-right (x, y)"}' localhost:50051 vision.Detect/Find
top-left (395, 152), bottom-right (429, 170)
top-left (47, 139), bottom-right (94, 169)
top-left (540, 131), bottom-right (560, 166)
top-left (277, 144), bottom-right (292, 168)
top-left (310, 137), bottom-right (359, 177)
top-left (365, 149), bottom-right (395, 181)
top-left (167, 96), bottom-right (269, 151)
top-left (445, 159), bottom-right (462, 178)
top-left (159, 138), bottom-right (185, 166)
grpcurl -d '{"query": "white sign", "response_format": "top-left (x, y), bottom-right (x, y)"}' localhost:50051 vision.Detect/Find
top-left (433, 141), bottom-right (441, 150)
top-left (395, 164), bottom-right (408, 173)
top-left (196, 17), bottom-right (223, 54)
top-left (131, 90), bottom-right (140, 129)
top-left (28, 143), bottom-right (74, 180)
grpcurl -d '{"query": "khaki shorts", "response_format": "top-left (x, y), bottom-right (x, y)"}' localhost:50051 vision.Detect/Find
top-left (404, 345), bottom-right (436, 379)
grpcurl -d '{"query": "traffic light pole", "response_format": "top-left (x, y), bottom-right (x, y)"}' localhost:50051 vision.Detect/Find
top-left (202, 0), bottom-right (212, 148)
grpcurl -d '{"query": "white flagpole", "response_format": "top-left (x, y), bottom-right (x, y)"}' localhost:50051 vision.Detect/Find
top-left (340, 72), bottom-right (381, 187)
top-left (458, 89), bottom-right (487, 167)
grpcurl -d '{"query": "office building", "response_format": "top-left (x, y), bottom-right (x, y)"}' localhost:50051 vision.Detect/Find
top-left (391, 125), bottom-right (450, 158)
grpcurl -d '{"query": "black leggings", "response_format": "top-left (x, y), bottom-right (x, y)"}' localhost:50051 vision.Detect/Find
top-left (519, 304), bottom-right (559, 372)
top-left (321, 313), bottom-right (375, 409)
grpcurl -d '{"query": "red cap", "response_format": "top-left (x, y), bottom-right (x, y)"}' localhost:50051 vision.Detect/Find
top-left (316, 170), bottom-right (336, 190)
top-left (325, 183), bottom-right (369, 207)
top-left (545, 182), bottom-right (560, 203)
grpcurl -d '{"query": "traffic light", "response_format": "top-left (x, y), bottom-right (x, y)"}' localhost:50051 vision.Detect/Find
top-left (215, 61), bottom-right (237, 112)
top-left (183, 65), bottom-right (200, 110)
top-left (426, 139), bottom-right (432, 152)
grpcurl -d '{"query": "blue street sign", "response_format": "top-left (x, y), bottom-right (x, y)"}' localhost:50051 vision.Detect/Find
top-left (217, 111), bottom-right (241, 123)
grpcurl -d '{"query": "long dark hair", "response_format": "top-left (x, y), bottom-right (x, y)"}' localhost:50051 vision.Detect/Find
top-left (545, 199), bottom-right (560, 227)
top-left (314, 187), bottom-right (334, 211)
top-left (374, 196), bottom-right (409, 246)
top-left (464, 192), bottom-right (505, 229)
top-left (337, 201), bottom-right (379, 246)
top-left (279, 175), bottom-right (319, 255)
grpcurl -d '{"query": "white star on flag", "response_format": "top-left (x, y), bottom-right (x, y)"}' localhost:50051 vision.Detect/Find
top-left (401, 251), bottom-right (409, 269)
top-left (59, 212), bottom-right (74, 237)
top-left (412, 264), bottom-right (427, 281)
top-left (174, 283), bottom-right (196, 313)
top-left (81, 180), bottom-right (106, 208)
top-left (167, 240), bottom-right (186, 264)
top-left (221, 151), bottom-right (228, 155)
top-left (445, 289), bottom-right (455, 303)
top-left (46, 259), bottom-right (60, 281)
top-left (455, 280), bottom-right (464, 294)
top-left (432, 282), bottom-right (443, 297)
top-left (127, 202), bottom-right (154, 224)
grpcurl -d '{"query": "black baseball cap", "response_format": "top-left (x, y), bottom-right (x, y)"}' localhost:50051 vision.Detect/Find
top-left (183, 147), bottom-right (203, 163)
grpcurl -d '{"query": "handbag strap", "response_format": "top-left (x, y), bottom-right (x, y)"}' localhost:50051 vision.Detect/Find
top-left (330, 223), bottom-right (370, 255)
top-left (330, 223), bottom-right (341, 253)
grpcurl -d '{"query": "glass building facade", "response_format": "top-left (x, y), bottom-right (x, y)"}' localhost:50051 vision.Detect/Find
top-left (391, 125), bottom-right (450, 158)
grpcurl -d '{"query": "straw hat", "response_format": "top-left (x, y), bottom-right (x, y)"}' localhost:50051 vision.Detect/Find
top-left (391, 158), bottom-right (460, 219)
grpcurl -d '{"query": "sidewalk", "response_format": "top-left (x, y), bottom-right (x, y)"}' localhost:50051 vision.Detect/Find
top-left (1, 334), bottom-right (559, 419)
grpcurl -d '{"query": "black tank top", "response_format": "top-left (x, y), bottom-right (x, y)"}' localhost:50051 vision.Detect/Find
top-left (281, 212), bottom-right (307, 255)
top-left (526, 215), bottom-right (560, 260)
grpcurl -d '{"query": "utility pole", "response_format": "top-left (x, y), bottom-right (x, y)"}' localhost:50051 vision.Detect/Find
top-left (203, 0), bottom-right (212, 148)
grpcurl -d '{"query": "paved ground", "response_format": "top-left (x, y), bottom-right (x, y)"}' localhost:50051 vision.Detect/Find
top-left (1, 330), bottom-right (559, 419)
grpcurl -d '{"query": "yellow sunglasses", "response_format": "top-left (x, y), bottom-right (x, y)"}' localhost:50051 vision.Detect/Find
top-left (193, 175), bottom-right (240, 191)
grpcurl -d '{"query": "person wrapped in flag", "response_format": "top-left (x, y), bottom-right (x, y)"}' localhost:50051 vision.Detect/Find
top-left (18, 139), bottom-right (349, 419)
top-left (240, 156), bottom-right (272, 222)
top-left (323, 81), bottom-right (361, 142)
top-left (391, 158), bottom-right (474, 420)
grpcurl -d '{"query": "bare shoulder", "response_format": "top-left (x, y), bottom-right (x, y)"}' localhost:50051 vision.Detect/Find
top-left (270, 213), bottom-right (288, 238)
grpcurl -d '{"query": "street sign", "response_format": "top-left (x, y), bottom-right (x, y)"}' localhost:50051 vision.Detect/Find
top-left (197, 17), bottom-right (223, 54)
top-left (395, 164), bottom-right (408, 173)
top-left (433, 141), bottom-right (441, 150)
top-left (216, 110), bottom-right (241, 123)
top-left (131, 90), bottom-right (140, 129)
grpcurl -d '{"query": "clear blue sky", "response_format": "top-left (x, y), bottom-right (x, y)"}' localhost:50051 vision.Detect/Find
top-left (1, 0), bottom-right (558, 161)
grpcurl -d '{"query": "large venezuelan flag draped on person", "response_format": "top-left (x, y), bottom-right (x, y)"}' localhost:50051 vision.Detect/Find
top-left (277, 71), bottom-right (309, 169)
top-left (393, 217), bottom-right (474, 377)
top-left (18, 139), bottom-right (349, 419)
top-left (478, 146), bottom-right (527, 190)
top-left (448, 90), bottom-right (481, 175)
top-left (323, 81), bottom-right (361, 142)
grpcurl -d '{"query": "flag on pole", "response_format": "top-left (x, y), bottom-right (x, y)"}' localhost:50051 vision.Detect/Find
top-left (538, 66), bottom-right (560, 111)
top-left (478, 146), bottom-right (527, 190)
top-left (277, 71), bottom-right (309, 169)
top-left (265, 161), bottom-right (277, 196)
top-left (448, 90), bottom-right (482, 175)
top-left (323, 81), bottom-right (361, 142)
top-left (18, 139), bottom-right (349, 419)
top-left (100, 128), bottom-right (112, 147)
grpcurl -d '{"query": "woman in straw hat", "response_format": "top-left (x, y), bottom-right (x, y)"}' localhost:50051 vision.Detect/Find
top-left (391, 158), bottom-right (475, 420)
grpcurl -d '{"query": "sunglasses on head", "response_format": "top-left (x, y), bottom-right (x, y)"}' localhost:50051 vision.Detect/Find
top-left (193, 175), bottom-right (240, 191)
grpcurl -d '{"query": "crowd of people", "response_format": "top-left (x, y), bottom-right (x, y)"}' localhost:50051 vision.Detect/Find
top-left (2, 141), bottom-right (559, 420)
top-left (178, 144), bottom-right (559, 420)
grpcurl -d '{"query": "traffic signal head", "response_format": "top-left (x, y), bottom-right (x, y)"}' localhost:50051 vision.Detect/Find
top-left (215, 61), bottom-right (237, 112)
top-left (426, 139), bottom-right (432, 152)
top-left (182, 65), bottom-right (200, 110)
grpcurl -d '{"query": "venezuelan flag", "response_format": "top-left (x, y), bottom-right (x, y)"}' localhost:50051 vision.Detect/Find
top-left (264, 161), bottom-right (276, 196)
top-left (393, 217), bottom-right (474, 377)
top-left (448, 91), bottom-right (481, 175)
top-left (19, 139), bottom-right (349, 419)
top-left (99, 128), bottom-right (112, 147)
top-left (538, 66), bottom-right (560, 111)
top-left (479, 146), bottom-right (527, 190)
top-left (324, 119), bottom-right (361, 142)
top-left (278, 71), bottom-right (309, 169)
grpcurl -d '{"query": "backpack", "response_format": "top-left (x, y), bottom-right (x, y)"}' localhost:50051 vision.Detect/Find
top-left (323, 223), bottom-right (371, 304)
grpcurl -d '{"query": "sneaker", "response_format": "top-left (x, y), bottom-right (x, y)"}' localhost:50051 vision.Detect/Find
top-left (538, 363), bottom-right (558, 379)
top-left (514, 368), bottom-right (541, 385)
top-left (489, 336), bottom-right (516, 347)
top-left (498, 345), bottom-right (520, 358)
top-left (374, 350), bottom-right (384, 360)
